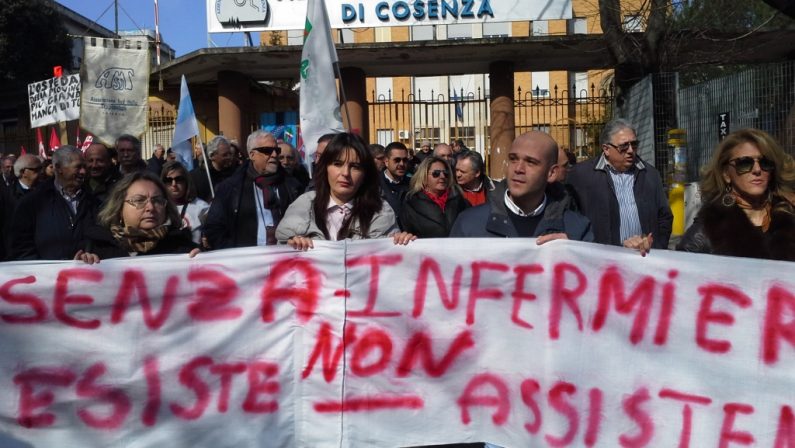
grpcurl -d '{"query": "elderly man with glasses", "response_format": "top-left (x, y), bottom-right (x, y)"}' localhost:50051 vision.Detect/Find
top-left (203, 130), bottom-right (303, 249)
top-left (567, 118), bottom-right (673, 256)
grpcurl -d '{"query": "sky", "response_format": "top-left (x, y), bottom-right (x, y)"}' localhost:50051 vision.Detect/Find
top-left (57, 0), bottom-right (257, 57)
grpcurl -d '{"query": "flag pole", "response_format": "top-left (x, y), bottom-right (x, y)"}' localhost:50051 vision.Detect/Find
top-left (199, 137), bottom-right (214, 199)
top-left (333, 62), bottom-right (352, 132)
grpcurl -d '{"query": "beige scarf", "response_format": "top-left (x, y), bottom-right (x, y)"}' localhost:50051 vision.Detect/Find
top-left (110, 224), bottom-right (170, 254)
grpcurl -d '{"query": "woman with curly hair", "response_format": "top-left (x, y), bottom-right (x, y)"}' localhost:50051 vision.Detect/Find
top-left (677, 128), bottom-right (795, 260)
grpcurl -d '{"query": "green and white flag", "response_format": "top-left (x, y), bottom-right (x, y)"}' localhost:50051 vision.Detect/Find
top-left (299, 0), bottom-right (344, 165)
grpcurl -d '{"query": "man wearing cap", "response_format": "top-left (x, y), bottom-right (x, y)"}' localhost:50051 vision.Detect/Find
top-left (567, 118), bottom-right (672, 256)
top-left (451, 131), bottom-right (592, 242)
top-left (204, 130), bottom-right (303, 249)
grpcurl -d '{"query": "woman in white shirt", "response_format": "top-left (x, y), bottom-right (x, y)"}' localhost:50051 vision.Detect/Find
top-left (160, 160), bottom-right (210, 245)
top-left (276, 133), bottom-right (415, 250)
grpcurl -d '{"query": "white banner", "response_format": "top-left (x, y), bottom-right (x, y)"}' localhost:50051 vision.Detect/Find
top-left (28, 75), bottom-right (81, 128)
top-left (0, 240), bottom-right (794, 447)
top-left (207, 0), bottom-right (572, 33)
top-left (80, 38), bottom-right (150, 146)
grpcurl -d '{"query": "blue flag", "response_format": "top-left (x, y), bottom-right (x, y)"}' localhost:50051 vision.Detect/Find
top-left (172, 75), bottom-right (200, 170)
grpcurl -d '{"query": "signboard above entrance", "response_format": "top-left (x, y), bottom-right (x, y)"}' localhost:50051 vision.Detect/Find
top-left (207, 0), bottom-right (572, 33)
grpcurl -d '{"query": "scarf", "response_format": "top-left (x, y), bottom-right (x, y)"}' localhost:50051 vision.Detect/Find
top-left (424, 189), bottom-right (449, 212)
top-left (249, 163), bottom-right (284, 221)
top-left (732, 191), bottom-right (772, 232)
top-left (110, 224), bottom-right (170, 254)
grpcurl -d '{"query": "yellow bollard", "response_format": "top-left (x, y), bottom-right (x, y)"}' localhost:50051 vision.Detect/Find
top-left (668, 129), bottom-right (687, 237)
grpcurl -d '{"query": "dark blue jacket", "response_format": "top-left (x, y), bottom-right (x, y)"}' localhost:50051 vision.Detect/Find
top-left (9, 180), bottom-right (98, 260)
top-left (450, 181), bottom-right (593, 240)
top-left (567, 155), bottom-right (673, 249)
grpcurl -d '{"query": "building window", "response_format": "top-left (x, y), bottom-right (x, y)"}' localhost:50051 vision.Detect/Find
top-left (413, 76), bottom-right (440, 101)
top-left (623, 14), bottom-right (644, 32)
top-left (414, 127), bottom-right (441, 149)
top-left (339, 28), bottom-right (354, 44)
top-left (447, 24), bottom-right (472, 40)
top-left (412, 25), bottom-right (434, 41)
top-left (448, 127), bottom-right (475, 150)
top-left (571, 72), bottom-right (588, 100)
top-left (376, 77), bottom-right (393, 102)
top-left (483, 22), bottom-right (509, 37)
top-left (531, 72), bottom-right (550, 97)
top-left (377, 129), bottom-right (394, 146)
top-left (531, 20), bottom-right (548, 36)
top-left (568, 17), bottom-right (587, 34)
top-left (287, 30), bottom-right (303, 45)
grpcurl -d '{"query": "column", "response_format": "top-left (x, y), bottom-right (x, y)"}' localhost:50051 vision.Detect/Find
top-left (488, 61), bottom-right (515, 179)
top-left (340, 67), bottom-right (368, 142)
top-left (217, 71), bottom-right (248, 144)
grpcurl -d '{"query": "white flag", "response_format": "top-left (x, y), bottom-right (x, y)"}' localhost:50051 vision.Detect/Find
top-left (299, 0), bottom-right (344, 166)
top-left (172, 75), bottom-right (201, 170)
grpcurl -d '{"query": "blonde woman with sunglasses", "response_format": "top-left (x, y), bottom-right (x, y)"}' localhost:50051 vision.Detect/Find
top-left (399, 156), bottom-right (470, 238)
top-left (677, 128), bottom-right (795, 260)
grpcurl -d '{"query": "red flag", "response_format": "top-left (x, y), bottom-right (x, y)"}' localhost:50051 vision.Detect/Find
top-left (49, 127), bottom-right (60, 152)
top-left (36, 128), bottom-right (47, 159)
top-left (20, 145), bottom-right (27, 155)
top-left (53, 66), bottom-right (63, 77)
top-left (81, 135), bottom-right (94, 153)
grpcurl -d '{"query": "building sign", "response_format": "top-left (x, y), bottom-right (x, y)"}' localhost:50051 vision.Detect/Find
top-left (28, 74), bottom-right (81, 128)
top-left (207, 0), bottom-right (572, 33)
top-left (718, 112), bottom-right (730, 141)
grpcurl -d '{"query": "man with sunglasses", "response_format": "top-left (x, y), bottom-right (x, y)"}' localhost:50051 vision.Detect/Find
top-left (204, 130), bottom-right (303, 249)
top-left (379, 141), bottom-right (411, 227)
top-left (568, 118), bottom-right (673, 256)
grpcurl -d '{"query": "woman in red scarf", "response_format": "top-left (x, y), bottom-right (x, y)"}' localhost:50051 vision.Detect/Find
top-left (400, 156), bottom-right (469, 238)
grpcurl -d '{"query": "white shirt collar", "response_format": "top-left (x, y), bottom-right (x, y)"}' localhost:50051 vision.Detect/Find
top-left (504, 190), bottom-right (546, 217)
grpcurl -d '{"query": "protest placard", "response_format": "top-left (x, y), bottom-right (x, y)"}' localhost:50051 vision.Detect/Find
top-left (0, 240), bottom-right (793, 447)
top-left (28, 74), bottom-right (81, 128)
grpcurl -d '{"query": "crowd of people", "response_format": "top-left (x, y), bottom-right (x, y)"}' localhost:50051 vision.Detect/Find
top-left (0, 118), bottom-right (792, 264)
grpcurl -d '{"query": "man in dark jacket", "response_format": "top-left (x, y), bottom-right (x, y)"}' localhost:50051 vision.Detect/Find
top-left (115, 134), bottom-right (147, 176)
top-left (191, 135), bottom-right (237, 201)
top-left (10, 146), bottom-right (98, 260)
top-left (451, 131), bottom-right (593, 242)
top-left (567, 119), bottom-right (673, 254)
top-left (379, 142), bottom-right (410, 221)
top-left (204, 130), bottom-right (302, 249)
top-left (146, 144), bottom-right (166, 174)
top-left (85, 142), bottom-right (121, 205)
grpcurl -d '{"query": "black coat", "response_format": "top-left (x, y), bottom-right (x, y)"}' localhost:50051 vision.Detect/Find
top-left (9, 181), bottom-right (98, 260)
top-left (379, 171), bottom-right (410, 227)
top-left (82, 224), bottom-right (197, 259)
top-left (677, 197), bottom-right (795, 261)
top-left (204, 162), bottom-right (303, 249)
top-left (400, 190), bottom-right (469, 238)
top-left (567, 156), bottom-right (673, 249)
top-left (191, 164), bottom-right (237, 202)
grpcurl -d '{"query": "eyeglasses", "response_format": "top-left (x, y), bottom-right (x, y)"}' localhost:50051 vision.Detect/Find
top-left (22, 166), bottom-right (42, 173)
top-left (252, 146), bottom-right (280, 156)
top-left (606, 140), bottom-right (640, 153)
top-left (124, 195), bottom-right (168, 209)
top-left (164, 175), bottom-right (186, 185)
top-left (728, 156), bottom-right (775, 174)
top-left (391, 157), bottom-right (409, 164)
top-left (431, 169), bottom-right (449, 178)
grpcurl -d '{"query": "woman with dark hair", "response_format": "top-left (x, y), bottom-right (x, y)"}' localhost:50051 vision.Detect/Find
top-left (400, 156), bottom-right (469, 238)
top-left (276, 133), bottom-right (415, 250)
top-left (161, 160), bottom-right (209, 244)
top-left (75, 171), bottom-right (199, 263)
top-left (677, 128), bottom-right (795, 260)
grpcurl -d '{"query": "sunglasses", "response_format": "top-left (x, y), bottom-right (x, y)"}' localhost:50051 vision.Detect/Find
top-left (23, 166), bottom-right (42, 173)
top-left (164, 175), bottom-right (186, 185)
top-left (391, 157), bottom-right (410, 164)
top-left (729, 156), bottom-right (775, 174)
top-left (125, 195), bottom-right (168, 210)
top-left (252, 146), bottom-right (281, 156)
top-left (431, 169), bottom-right (449, 178)
top-left (606, 140), bottom-right (640, 153)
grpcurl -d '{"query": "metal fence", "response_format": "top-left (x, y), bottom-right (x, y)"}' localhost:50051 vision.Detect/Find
top-left (678, 61), bottom-right (795, 182)
top-left (368, 83), bottom-right (614, 166)
top-left (141, 106), bottom-right (176, 158)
